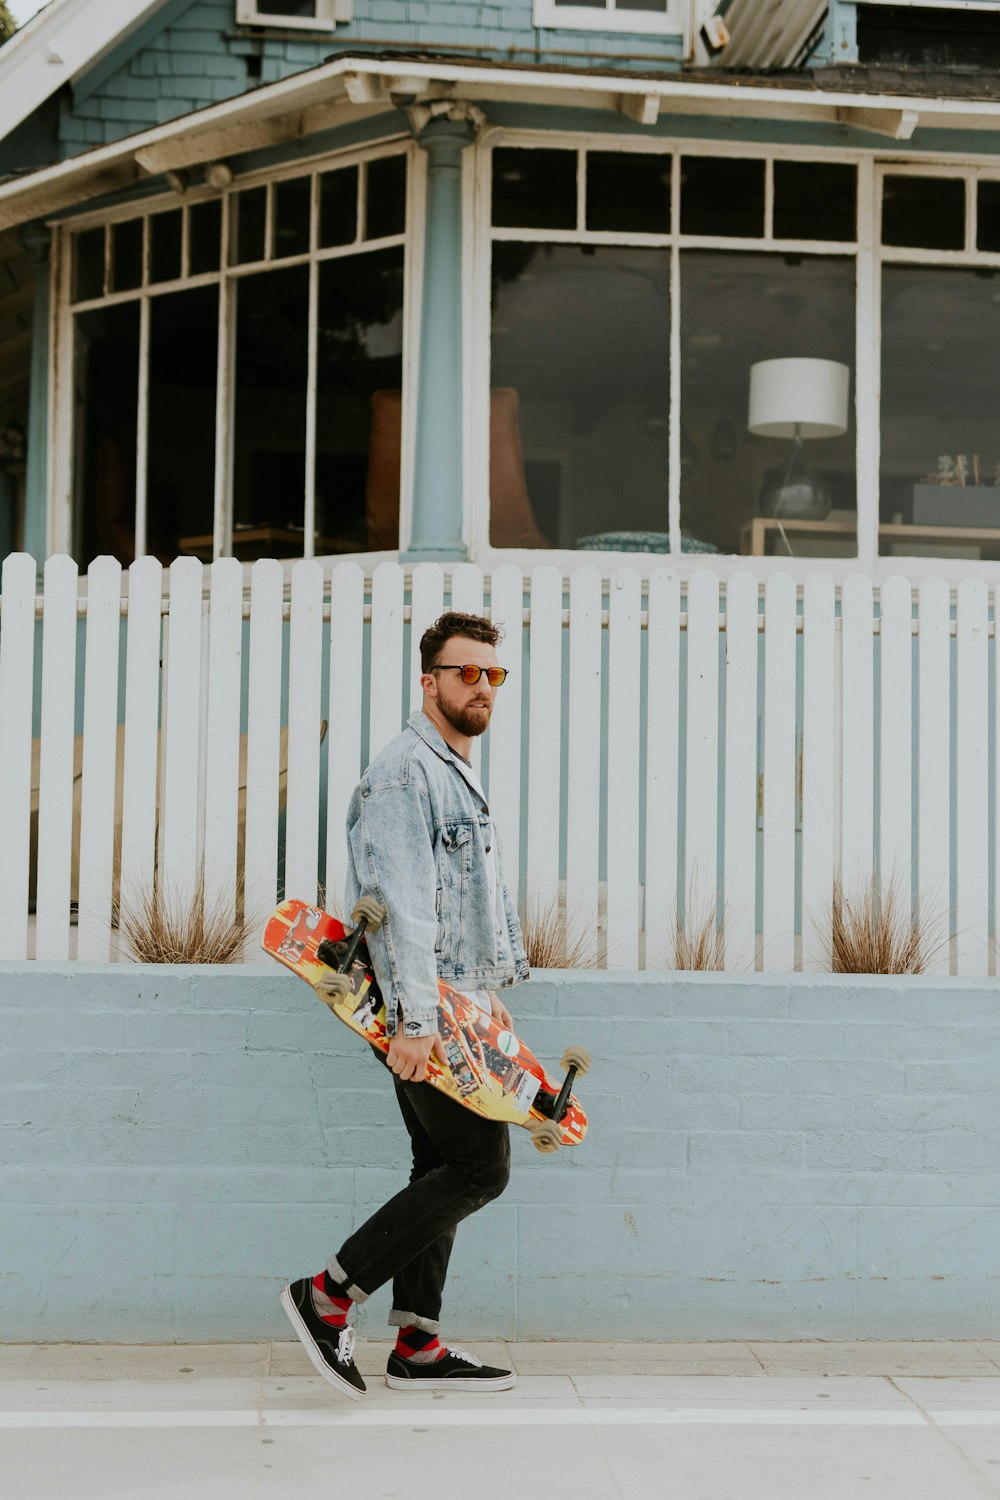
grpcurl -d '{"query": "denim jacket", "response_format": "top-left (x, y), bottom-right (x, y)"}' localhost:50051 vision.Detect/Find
top-left (345, 712), bottom-right (529, 1038)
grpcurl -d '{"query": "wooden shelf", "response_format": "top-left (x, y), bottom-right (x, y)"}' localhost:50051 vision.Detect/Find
top-left (741, 517), bottom-right (1000, 556)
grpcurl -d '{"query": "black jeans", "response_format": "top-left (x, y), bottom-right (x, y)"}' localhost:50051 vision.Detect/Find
top-left (329, 1057), bottom-right (511, 1332)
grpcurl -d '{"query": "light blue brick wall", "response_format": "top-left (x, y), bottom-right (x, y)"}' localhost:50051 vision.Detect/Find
top-left (3, 963), bottom-right (1000, 1343)
top-left (61, 0), bottom-right (688, 158)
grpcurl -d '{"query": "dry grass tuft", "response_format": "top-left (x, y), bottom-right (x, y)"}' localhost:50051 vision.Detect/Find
top-left (673, 906), bottom-right (726, 971)
top-left (117, 878), bottom-right (259, 965)
top-left (520, 897), bottom-right (598, 969)
top-left (827, 874), bottom-right (927, 975)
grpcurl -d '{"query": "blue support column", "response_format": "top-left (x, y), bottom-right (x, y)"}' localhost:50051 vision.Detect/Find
top-left (402, 115), bottom-right (475, 563)
top-left (20, 223), bottom-right (51, 561)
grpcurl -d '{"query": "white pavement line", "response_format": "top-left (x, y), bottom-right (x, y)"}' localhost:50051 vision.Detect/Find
top-left (0, 1407), bottom-right (937, 1430)
top-left (935, 1413), bottom-right (1000, 1426)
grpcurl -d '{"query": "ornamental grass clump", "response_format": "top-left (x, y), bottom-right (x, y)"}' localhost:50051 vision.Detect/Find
top-left (117, 877), bottom-right (258, 964)
top-left (520, 897), bottom-right (598, 969)
top-left (673, 905), bottom-right (726, 971)
top-left (827, 873), bottom-right (927, 975)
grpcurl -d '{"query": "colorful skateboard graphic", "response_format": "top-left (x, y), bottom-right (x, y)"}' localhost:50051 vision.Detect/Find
top-left (262, 899), bottom-right (589, 1151)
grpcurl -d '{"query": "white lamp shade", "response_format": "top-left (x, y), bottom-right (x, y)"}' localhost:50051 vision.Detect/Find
top-left (747, 358), bottom-right (850, 439)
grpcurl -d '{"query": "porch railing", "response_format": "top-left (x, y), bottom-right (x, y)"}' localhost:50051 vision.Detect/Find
top-left (0, 552), bottom-right (994, 973)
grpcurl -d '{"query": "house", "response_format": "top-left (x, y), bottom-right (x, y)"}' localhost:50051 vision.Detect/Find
top-left (1, 1), bottom-right (999, 973)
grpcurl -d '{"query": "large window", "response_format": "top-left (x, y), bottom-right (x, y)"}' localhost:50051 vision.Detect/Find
top-left (489, 144), bottom-right (859, 559)
top-left (65, 147), bottom-right (409, 566)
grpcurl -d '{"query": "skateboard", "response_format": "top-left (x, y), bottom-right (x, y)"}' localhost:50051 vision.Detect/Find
top-left (262, 898), bottom-right (589, 1151)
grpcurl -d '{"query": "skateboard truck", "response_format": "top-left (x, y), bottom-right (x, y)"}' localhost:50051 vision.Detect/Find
top-left (314, 897), bottom-right (386, 1003)
top-left (531, 1046), bottom-right (592, 1152)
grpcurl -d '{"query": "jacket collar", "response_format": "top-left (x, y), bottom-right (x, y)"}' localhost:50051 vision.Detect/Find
top-left (407, 711), bottom-right (462, 764)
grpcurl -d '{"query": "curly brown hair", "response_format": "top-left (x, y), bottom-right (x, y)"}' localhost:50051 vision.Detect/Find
top-left (419, 611), bottom-right (503, 673)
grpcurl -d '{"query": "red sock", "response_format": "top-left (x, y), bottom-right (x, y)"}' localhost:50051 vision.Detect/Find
top-left (394, 1325), bottom-right (446, 1363)
top-left (311, 1272), bottom-right (352, 1328)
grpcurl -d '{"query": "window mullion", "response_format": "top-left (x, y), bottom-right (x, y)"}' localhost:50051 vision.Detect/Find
top-left (303, 255), bottom-right (319, 561)
top-left (668, 153), bottom-right (682, 559)
top-left (212, 195), bottom-right (234, 560)
top-left (134, 296), bottom-right (151, 559)
top-left (855, 156), bottom-right (879, 570)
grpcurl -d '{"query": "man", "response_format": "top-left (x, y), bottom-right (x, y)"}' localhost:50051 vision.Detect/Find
top-left (280, 611), bottom-right (529, 1399)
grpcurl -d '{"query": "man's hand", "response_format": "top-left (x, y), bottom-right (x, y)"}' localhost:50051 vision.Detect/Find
top-left (490, 993), bottom-right (513, 1030)
top-left (386, 1032), bottom-right (448, 1083)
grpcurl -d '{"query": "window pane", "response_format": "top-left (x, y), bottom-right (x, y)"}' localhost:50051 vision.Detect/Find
top-left (232, 266), bottom-right (309, 557)
top-left (189, 199), bottom-right (222, 274)
top-left (149, 286), bottom-right (218, 562)
top-left (233, 186), bottom-right (266, 264)
top-left (773, 162), bottom-right (856, 242)
top-left (73, 227), bottom-right (105, 303)
top-left (72, 302), bottom-right (140, 566)
top-left (273, 176), bottom-right (311, 259)
top-left (977, 181), bottom-right (1000, 252)
top-left (259, 0), bottom-right (317, 13)
top-left (881, 265), bottom-right (1000, 562)
top-left (319, 165), bottom-right (358, 248)
top-left (882, 175), bottom-right (965, 251)
top-left (681, 158), bottom-right (764, 238)
top-left (586, 152), bottom-right (670, 234)
top-left (110, 218), bottom-right (143, 292)
top-left (150, 209), bottom-right (182, 284)
top-left (490, 243), bottom-right (670, 549)
top-left (492, 148), bottom-right (577, 231)
top-left (619, 0), bottom-right (669, 10)
top-left (365, 155), bottom-right (406, 240)
top-left (680, 252), bottom-right (856, 557)
top-left (317, 246), bottom-right (406, 552)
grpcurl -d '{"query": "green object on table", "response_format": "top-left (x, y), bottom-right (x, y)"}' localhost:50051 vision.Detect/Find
top-left (576, 530), bottom-right (719, 555)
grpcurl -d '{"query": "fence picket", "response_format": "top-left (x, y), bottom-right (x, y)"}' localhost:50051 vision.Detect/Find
top-left (525, 567), bottom-right (562, 924)
top-left (644, 569), bottom-right (680, 969)
top-left (565, 567), bottom-right (602, 965)
top-left (0, 554), bottom-right (37, 958)
top-left (119, 557), bottom-right (163, 936)
top-left (841, 574), bottom-right (874, 894)
top-left (409, 563), bottom-right (445, 719)
top-left (77, 556), bottom-right (124, 960)
top-left (761, 572), bottom-right (796, 971)
top-left (955, 577), bottom-right (989, 975)
top-left (606, 567), bottom-right (642, 968)
top-left (917, 577), bottom-right (951, 975)
top-left (243, 559), bottom-right (284, 938)
top-left (203, 559), bottom-right (243, 921)
top-left (35, 555), bottom-right (79, 960)
top-left (801, 575), bottom-right (836, 972)
top-left (879, 575), bottom-right (913, 903)
top-left (723, 572), bottom-right (758, 971)
top-left (368, 561), bottom-right (405, 762)
top-left (685, 570), bottom-right (720, 925)
top-left (325, 562), bottom-right (365, 916)
top-left (487, 565), bottom-right (524, 913)
top-left (449, 563), bottom-right (486, 777)
top-left (284, 560), bottom-right (324, 905)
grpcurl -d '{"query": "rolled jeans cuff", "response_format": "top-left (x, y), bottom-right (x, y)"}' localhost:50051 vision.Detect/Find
top-left (388, 1308), bottom-right (440, 1334)
top-left (326, 1254), bottom-right (369, 1304)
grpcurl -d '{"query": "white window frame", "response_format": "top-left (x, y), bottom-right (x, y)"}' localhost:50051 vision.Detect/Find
top-left (50, 136), bottom-right (421, 573)
top-left (235, 0), bottom-right (351, 33)
top-left (533, 0), bottom-right (684, 36)
top-left (469, 128), bottom-right (1000, 584)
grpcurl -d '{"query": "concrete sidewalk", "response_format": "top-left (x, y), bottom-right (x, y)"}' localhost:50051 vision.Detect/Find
top-left (5, 1341), bottom-right (1000, 1498)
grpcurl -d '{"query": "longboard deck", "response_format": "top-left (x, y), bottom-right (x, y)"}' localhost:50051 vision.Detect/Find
top-left (262, 899), bottom-right (587, 1146)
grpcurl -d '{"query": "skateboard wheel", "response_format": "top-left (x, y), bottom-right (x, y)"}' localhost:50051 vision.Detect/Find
top-left (314, 971), bottom-right (353, 1006)
top-left (531, 1120), bottom-right (562, 1154)
top-left (560, 1046), bottom-right (592, 1078)
top-left (351, 896), bottom-right (386, 931)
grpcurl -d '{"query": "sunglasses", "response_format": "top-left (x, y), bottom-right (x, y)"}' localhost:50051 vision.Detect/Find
top-left (429, 664), bottom-right (509, 687)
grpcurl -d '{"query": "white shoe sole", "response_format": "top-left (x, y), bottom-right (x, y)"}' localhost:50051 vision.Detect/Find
top-left (278, 1286), bottom-right (365, 1402)
top-left (385, 1371), bottom-right (516, 1392)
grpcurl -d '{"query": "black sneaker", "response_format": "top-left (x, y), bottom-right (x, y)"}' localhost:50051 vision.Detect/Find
top-left (385, 1346), bottom-right (515, 1391)
top-left (279, 1278), bottom-right (366, 1401)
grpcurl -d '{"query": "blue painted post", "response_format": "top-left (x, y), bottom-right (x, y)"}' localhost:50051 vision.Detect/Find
top-left (403, 115), bottom-right (475, 563)
top-left (20, 223), bottom-right (50, 561)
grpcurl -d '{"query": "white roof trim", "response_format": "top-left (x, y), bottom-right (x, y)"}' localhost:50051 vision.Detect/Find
top-left (0, 0), bottom-right (173, 143)
top-left (4, 52), bottom-right (1000, 230)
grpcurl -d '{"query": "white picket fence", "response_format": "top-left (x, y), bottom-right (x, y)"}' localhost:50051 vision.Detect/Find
top-left (0, 553), bottom-right (995, 973)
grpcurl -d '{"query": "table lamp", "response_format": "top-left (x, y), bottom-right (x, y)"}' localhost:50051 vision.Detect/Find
top-left (748, 358), bottom-right (850, 520)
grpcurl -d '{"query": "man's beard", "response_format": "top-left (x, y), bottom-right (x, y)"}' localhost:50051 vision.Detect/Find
top-left (440, 697), bottom-right (493, 738)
